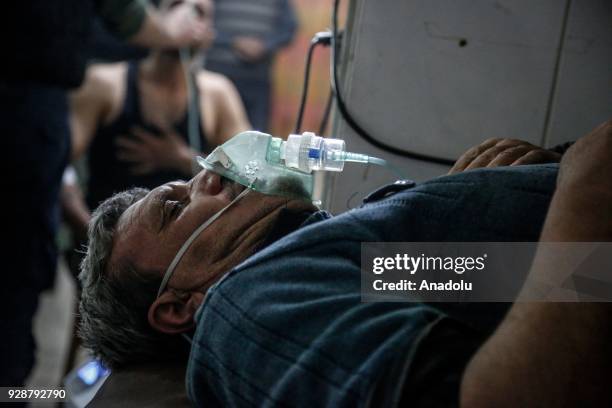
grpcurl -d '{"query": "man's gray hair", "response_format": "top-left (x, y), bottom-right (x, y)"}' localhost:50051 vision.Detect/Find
top-left (79, 188), bottom-right (189, 368)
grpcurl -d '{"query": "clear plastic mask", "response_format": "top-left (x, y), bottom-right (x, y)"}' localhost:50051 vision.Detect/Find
top-left (198, 131), bottom-right (314, 200)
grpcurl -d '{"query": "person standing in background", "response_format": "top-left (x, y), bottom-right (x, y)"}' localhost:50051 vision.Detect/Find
top-left (1, 0), bottom-right (211, 389)
top-left (206, 0), bottom-right (298, 132)
top-left (62, 0), bottom-right (250, 251)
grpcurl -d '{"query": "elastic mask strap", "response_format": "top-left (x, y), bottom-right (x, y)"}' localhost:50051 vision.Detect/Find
top-left (156, 187), bottom-right (252, 298)
top-left (181, 333), bottom-right (193, 345)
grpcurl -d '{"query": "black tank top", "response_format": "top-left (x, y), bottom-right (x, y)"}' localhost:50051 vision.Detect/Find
top-left (87, 61), bottom-right (208, 209)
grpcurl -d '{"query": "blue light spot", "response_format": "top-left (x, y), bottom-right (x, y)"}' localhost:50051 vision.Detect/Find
top-left (77, 360), bottom-right (110, 385)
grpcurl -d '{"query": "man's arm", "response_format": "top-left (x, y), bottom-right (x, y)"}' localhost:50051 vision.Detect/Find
top-left (63, 67), bottom-right (115, 245)
top-left (460, 121), bottom-right (612, 407)
top-left (60, 166), bottom-right (91, 244)
top-left (69, 67), bottom-right (115, 160)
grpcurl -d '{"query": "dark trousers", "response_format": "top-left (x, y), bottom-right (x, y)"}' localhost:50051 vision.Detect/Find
top-left (0, 82), bottom-right (70, 386)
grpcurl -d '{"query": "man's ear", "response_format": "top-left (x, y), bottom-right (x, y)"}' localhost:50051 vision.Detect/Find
top-left (148, 290), bottom-right (205, 334)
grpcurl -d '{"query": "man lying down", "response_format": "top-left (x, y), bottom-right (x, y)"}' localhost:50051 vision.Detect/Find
top-left (79, 122), bottom-right (612, 407)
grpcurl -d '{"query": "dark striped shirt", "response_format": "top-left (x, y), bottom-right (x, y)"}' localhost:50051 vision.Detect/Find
top-left (206, 0), bottom-right (297, 78)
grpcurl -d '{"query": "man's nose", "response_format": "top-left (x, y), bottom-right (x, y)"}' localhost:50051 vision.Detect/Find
top-left (193, 170), bottom-right (222, 196)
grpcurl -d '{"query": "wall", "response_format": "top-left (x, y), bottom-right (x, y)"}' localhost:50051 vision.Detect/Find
top-left (324, 0), bottom-right (612, 213)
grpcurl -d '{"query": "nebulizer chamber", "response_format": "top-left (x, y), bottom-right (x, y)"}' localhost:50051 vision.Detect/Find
top-left (199, 131), bottom-right (385, 200)
top-left (281, 132), bottom-right (350, 172)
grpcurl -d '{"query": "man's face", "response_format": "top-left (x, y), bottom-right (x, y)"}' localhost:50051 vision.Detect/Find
top-left (162, 0), bottom-right (215, 54)
top-left (110, 170), bottom-right (285, 294)
top-left (165, 0), bottom-right (214, 30)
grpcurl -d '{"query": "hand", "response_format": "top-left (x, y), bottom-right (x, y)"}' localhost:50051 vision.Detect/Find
top-left (449, 138), bottom-right (561, 174)
top-left (162, 5), bottom-right (215, 49)
top-left (232, 36), bottom-right (267, 62)
top-left (115, 126), bottom-right (194, 176)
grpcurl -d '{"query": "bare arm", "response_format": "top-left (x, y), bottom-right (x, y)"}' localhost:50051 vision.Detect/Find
top-left (60, 166), bottom-right (91, 244)
top-left (460, 121), bottom-right (612, 407)
top-left (63, 70), bottom-right (113, 241)
top-left (69, 67), bottom-right (114, 160)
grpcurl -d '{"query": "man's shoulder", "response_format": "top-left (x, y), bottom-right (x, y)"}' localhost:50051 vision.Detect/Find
top-left (71, 62), bottom-right (128, 116)
top-left (197, 70), bottom-right (236, 96)
top-left (84, 62), bottom-right (127, 89)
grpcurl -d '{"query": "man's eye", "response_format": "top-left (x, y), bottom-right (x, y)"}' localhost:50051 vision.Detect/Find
top-left (167, 200), bottom-right (185, 220)
top-left (193, 5), bottom-right (206, 18)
